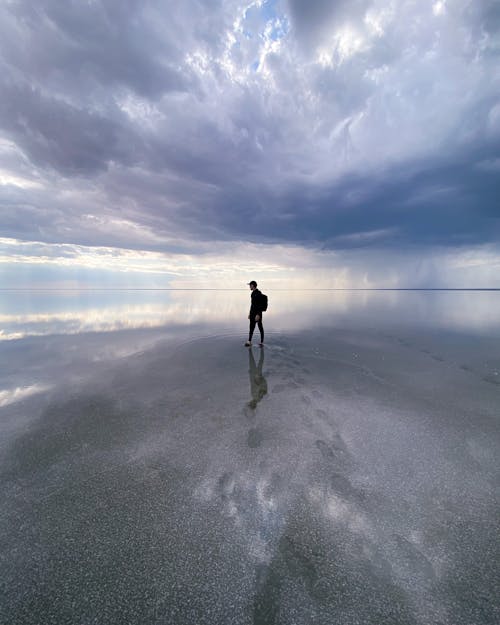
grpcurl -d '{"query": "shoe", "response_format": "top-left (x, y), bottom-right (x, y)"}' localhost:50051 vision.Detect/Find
top-left (245, 341), bottom-right (252, 347)
top-left (259, 342), bottom-right (264, 347)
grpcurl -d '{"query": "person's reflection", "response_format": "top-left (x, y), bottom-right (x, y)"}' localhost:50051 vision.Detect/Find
top-left (246, 348), bottom-right (268, 412)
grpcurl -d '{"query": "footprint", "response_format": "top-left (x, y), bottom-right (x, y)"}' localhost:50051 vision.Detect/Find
top-left (392, 534), bottom-right (436, 582)
top-left (301, 395), bottom-right (312, 405)
top-left (330, 433), bottom-right (348, 454)
top-left (316, 435), bottom-right (348, 464)
top-left (330, 473), bottom-right (366, 503)
top-left (301, 413), bottom-right (313, 427)
top-left (218, 472), bottom-right (235, 498)
top-left (330, 472), bottom-right (352, 494)
top-left (315, 439), bottom-right (336, 461)
top-left (267, 472), bottom-right (284, 495)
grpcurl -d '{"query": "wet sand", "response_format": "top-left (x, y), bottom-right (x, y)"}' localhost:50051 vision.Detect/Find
top-left (1, 323), bottom-right (499, 624)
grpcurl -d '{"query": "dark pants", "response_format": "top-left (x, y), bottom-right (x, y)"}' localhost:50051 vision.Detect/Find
top-left (249, 314), bottom-right (264, 343)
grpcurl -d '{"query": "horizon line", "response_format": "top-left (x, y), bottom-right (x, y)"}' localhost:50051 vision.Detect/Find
top-left (1, 288), bottom-right (499, 292)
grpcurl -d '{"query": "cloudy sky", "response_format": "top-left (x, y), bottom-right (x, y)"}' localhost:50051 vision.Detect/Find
top-left (0, 0), bottom-right (499, 288)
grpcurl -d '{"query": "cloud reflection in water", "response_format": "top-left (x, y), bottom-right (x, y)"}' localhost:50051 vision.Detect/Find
top-left (1, 289), bottom-right (499, 341)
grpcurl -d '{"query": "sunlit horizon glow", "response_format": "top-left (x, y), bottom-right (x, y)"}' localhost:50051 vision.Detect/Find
top-left (1, 235), bottom-right (500, 290)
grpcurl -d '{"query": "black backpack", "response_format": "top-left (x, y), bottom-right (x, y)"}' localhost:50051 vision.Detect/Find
top-left (260, 292), bottom-right (268, 311)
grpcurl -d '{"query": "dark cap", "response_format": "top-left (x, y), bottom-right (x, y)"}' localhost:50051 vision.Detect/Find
top-left (247, 280), bottom-right (257, 287)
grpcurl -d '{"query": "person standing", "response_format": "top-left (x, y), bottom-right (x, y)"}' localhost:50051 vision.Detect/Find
top-left (245, 280), bottom-right (264, 347)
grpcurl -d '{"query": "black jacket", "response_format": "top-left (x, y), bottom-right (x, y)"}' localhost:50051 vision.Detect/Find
top-left (250, 289), bottom-right (264, 316)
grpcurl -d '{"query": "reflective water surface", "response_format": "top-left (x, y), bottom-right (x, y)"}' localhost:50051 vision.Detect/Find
top-left (1, 290), bottom-right (499, 625)
top-left (2, 288), bottom-right (500, 341)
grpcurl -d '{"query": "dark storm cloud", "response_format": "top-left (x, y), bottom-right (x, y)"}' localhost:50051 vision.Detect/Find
top-left (0, 0), bottom-right (499, 259)
top-left (0, 79), bottom-right (139, 176)
top-left (194, 144), bottom-right (500, 250)
top-left (0, 0), bottom-right (189, 99)
top-left (293, 146), bottom-right (500, 249)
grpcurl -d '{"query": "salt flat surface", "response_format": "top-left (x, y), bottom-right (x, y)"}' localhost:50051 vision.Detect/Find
top-left (0, 290), bottom-right (499, 624)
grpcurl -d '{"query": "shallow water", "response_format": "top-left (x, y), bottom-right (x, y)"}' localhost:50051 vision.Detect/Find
top-left (1, 290), bottom-right (499, 624)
